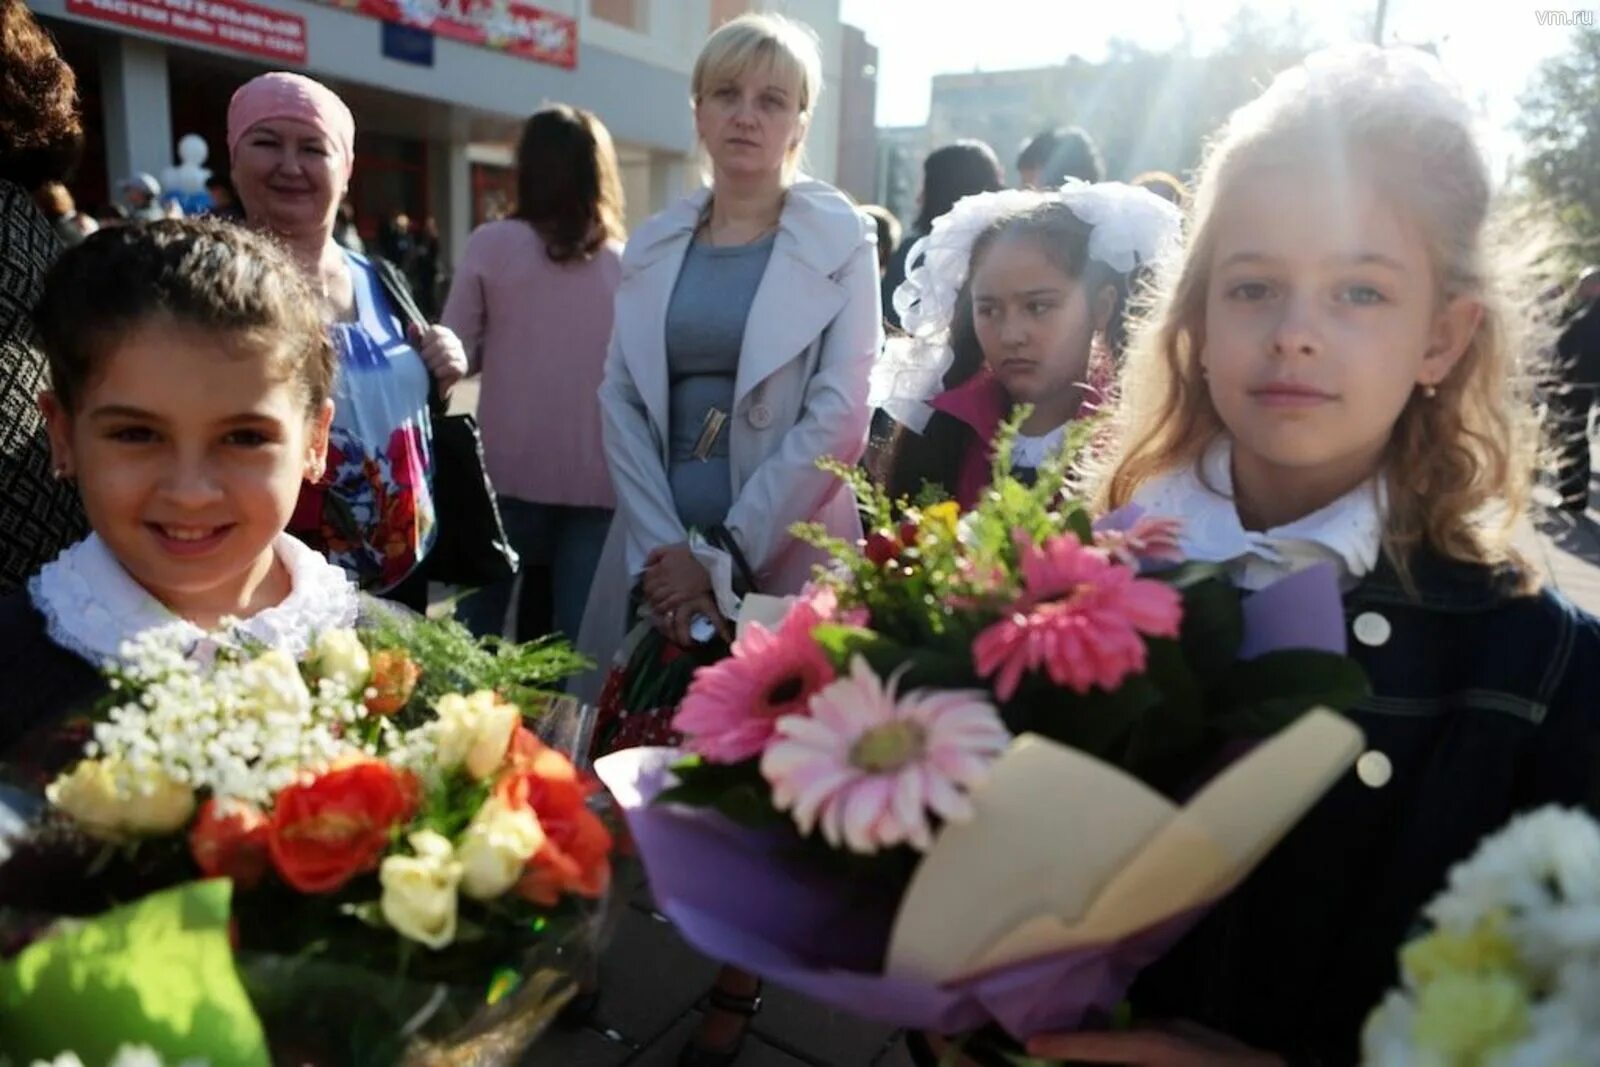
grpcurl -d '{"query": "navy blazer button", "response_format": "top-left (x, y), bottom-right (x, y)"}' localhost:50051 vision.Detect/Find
top-left (1352, 611), bottom-right (1392, 648)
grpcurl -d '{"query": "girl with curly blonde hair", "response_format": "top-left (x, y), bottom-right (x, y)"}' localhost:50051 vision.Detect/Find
top-left (1024, 46), bottom-right (1600, 1067)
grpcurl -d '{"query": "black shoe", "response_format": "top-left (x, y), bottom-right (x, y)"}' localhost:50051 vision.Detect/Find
top-left (676, 983), bottom-right (763, 1067)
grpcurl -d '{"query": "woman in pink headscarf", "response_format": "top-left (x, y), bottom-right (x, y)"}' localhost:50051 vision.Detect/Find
top-left (227, 72), bottom-right (467, 607)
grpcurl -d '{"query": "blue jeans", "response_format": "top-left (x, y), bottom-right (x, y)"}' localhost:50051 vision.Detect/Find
top-left (457, 498), bottom-right (613, 643)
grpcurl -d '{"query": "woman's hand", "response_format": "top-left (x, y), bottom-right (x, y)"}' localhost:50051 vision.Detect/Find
top-left (653, 593), bottom-right (731, 648)
top-left (409, 323), bottom-right (468, 393)
top-left (642, 543), bottom-right (714, 615)
top-left (1026, 1022), bottom-right (1285, 1066)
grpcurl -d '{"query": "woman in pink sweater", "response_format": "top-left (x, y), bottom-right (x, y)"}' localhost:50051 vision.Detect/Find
top-left (442, 105), bottom-right (624, 642)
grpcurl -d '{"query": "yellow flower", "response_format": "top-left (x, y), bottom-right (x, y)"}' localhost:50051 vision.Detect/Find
top-left (923, 501), bottom-right (961, 536)
top-left (1402, 914), bottom-right (1522, 986)
top-left (1412, 972), bottom-right (1529, 1058)
top-left (238, 649), bottom-right (312, 718)
top-left (311, 628), bottom-right (371, 697)
top-left (456, 797), bottom-right (545, 900)
top-left (379, 830), bottom-right (463, 949)
top-left (47, 758), bottom-right (194, 839)
top-left (434, 691), bottom-right (520, 780)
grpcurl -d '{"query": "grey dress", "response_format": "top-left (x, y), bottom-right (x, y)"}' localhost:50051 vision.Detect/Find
top-left (663, 232), bottom-right (776, 532)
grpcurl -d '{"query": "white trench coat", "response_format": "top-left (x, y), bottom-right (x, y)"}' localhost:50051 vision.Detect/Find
top-left (574, 177), bottom-right (882, 696)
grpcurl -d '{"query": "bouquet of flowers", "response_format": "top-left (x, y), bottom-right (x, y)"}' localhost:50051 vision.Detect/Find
top-left (0, 616), bottom-right (614, 1066)
top-left (596, 431), bottom-right (1369, 1055)
top-left (1362, 806), bottom-right (1600, 1067)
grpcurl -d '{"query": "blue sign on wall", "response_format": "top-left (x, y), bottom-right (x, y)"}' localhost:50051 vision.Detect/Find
top-left (382, 21), bottom-right (434, 67)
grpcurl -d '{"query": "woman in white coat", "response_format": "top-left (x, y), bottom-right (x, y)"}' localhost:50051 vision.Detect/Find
top-left (582, 13), bottom-right (880, 1066)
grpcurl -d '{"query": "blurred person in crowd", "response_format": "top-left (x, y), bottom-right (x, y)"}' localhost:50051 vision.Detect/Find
top-left (204, 174), bottom-right (242, 219)
top-left (378, 209), bottom-right (412, 266)
top-left (409, 215), bottom-right (441, 317)
top-left (1017, 124), bottom-right (1104, 188)
top-left (881, 139), bottom-right (1004, 328)
top-left (1551, 266), bottom-right (1600, 514)
top-left (229, 71), bottom-right (467, 608)
top-left (1132, 168), bottom-right (1187, 205)
top-left (332, 198), bottom-right (364, 253)
top-left (444, 104), bottom-right (625, 646)
top-left (34, 181), bottom-right (96, 245)
top-left (580, 15), bottom-right (880, 1063)
top-left (0, 0), bottom-right (87, 593)
top-left (117, 172), bottom-right (165, 221)
top-left (861, 202), bottom-right (900, 277)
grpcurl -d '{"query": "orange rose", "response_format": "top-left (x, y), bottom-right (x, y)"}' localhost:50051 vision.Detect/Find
top-left (496, 733), bottom-right (612, 907)
top-left (190, 797), bottom-right (270, 890)
top-left (267, 760), bottom-right (417, 894)
top-left (515, 802), bottom-right (613, 907)
top-left (365, 650), bottom-right (422, 717)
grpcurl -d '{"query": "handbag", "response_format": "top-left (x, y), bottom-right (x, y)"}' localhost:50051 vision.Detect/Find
top-left (373, 258), bottom-right (519, 589)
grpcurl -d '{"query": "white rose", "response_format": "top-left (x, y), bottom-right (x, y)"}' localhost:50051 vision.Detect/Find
top-left (379, 830), bottom-right (462, 949)
top-left (456, 797), bottom-right (545, 900)
top-left (311, 628), bottom-right (372, 697)
top-left (433, 691), bottom-right (520, 780)
top-left (237, 649), bottom-right (313, 718)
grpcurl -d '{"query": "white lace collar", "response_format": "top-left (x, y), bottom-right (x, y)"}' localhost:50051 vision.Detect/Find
top-left (29, 533), bottom-right (360, 667)
top-left (1011, 424), bottom-right (1069, 470)
top-left (1131, 438), bottom-right (1385, 591)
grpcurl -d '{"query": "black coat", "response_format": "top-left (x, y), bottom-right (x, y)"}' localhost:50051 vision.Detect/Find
top-left (1132, 549), bottom-right (1600, 1065)
top-left (0, 180), bottom-right (86, 596)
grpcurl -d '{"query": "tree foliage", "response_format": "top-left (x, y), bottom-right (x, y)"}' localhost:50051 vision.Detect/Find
top-left (1518, 25), bottom-right (1600, 250)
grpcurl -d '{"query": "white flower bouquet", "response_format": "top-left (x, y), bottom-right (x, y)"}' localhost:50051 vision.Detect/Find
top-left (1363, 806), bottom-right (1600, 1066)
top-left (0, 616), bottom-right (614, 1066)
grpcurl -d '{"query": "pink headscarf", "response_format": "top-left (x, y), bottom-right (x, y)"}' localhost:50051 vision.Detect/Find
top-left (227, 72), bottom-right (355, 176)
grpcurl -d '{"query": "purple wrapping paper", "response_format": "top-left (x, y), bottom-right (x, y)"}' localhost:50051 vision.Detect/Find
top-left (598, 747), bottom-right (1205, 1038)
top-left (593, 562), bottom-right (1349, 1039)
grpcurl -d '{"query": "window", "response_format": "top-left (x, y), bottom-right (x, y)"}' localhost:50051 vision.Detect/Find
top-left (590, 0), bottom-right (645, 30)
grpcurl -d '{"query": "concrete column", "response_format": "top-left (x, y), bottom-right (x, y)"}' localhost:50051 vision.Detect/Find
top-left (444, 140), bottom-right (472, 271)
top-left (99, 36), bottom-right (172, 203)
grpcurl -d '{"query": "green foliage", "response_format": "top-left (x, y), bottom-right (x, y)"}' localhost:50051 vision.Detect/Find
top-left (363, 613), bottom-right (590, 724)
top-left (1518, 25), bottom-right (1600, 252)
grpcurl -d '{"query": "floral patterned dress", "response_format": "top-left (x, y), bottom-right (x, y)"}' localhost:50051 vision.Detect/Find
top-left (290, 252), bottom-right (437, 593)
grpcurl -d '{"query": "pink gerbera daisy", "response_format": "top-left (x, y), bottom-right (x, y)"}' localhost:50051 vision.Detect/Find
top-left (761, 656), bottom-right (1011, 854)
top-left (974, 531), bottom-right (1184, 702)
top-left (673, 602), bottom-right (835, 763)
top-left (1094, 514), bottom-right (1186, 569)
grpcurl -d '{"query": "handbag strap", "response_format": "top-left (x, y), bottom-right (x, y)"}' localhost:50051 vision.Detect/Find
top-left (371, 255), bottom-right (448, 417)
top-left (705, 524), bottom-right (760, 596)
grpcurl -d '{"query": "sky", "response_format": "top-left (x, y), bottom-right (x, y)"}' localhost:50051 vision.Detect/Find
top-left (835, 0), bottom-right (1589, 173)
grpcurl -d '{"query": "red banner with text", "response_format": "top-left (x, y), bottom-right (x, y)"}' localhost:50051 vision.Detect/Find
top-left (65, 0), bottom-right (308, 63)
top-left (316, 0), bottom-right (577, 69)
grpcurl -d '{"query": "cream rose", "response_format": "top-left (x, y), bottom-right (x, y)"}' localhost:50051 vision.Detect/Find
top-left (456, 797), bottom-right (545, 900)
top-left (434, 691), bottom-right (520, 780)
top-left (379, 830), bottom-right (462, 950)
top-left (47, 758), bottom-right (128, 839)
top-left (48, 758), bottom-right (194, 839)
top-left (311, 628), bottom-right (372, 697)
top-left (238, 649), bottom-right (313, 718)
top-left (121, 769), bottom-right (197, 834)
